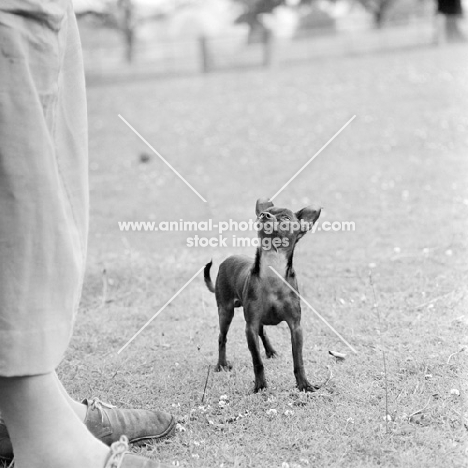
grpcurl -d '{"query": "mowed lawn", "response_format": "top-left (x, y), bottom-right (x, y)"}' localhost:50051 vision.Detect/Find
top-left (12, 44), bottom-right (468, 467)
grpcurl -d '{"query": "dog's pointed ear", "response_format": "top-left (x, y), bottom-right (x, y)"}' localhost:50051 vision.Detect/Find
top-left (296, 206), bottom-right (321, 225)
top-left (255, 198), bottom-right (274, 216)
top-left (295, 206), bottom-right (321, 241)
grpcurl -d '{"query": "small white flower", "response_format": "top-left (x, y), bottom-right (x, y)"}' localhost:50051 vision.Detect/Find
top-left (218, 400), bottom-right (227, 408)
top-left (266, 409), bottom-right (277, 416)
top-left (192, 453), bottom-right (200, 459)
top-left (284, 410), bottom-right (294, 416)
top-left (450, 388), bottom-right (460, 396)
top-left (175, 423), bottom-right (186, 432)
top-left (219, 394), bottom-right (228, 400)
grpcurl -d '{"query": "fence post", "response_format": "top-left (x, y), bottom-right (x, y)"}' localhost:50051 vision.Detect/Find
top-left (262, 27), bottom-right (274, 68)
top-left (199, 35), bottom-right (211, 73)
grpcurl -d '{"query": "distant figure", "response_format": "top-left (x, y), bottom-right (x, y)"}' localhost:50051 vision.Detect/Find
top-left (436, 0), bottom-right (465, 43)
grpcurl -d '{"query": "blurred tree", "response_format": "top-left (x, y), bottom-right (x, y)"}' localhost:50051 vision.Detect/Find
top-left (117, 0), bottom-right (135, 62)
top-left (234, 0), bottom-right (286, 42)
top-left (297, 0), bottom-right (324, 4)
top-left (354, 0), bottom-right (396, 28)
top-left (90, 0), bottom-right (202, 62)
top-left (75, 0), bottom-right (137, 62)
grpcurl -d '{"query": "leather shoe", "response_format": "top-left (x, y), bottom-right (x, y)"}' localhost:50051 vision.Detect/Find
top-left (0, 398), bottom-right (175, 462)
top-left (83, 398), bottom-right (175, 446)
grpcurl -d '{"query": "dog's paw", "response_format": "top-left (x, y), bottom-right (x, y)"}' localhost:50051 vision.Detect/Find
top-left (215, 362), bottom-right (233, 372)
top-left (266, 350), bottom-right (278, 359)
top-left (253, 381), bottom-right (267, 393)
top-left (298, 382), bottom-right (321, 393)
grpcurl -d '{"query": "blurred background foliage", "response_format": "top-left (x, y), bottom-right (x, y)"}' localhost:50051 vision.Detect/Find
top-left (72, 0), bottom-right (465, 79)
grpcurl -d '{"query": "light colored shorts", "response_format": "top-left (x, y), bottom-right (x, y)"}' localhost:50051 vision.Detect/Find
top-left (0, 0), bottom-right (88, 376)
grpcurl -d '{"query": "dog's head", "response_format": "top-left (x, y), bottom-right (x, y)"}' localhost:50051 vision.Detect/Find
top-left (255, 198), bottom-right (321, 251)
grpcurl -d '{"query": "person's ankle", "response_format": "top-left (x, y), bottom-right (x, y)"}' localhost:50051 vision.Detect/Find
top-left (13, 436), bottom-right (109, 468)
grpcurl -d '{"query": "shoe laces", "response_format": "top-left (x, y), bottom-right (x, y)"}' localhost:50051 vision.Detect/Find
top-left (104, 435), bottom-right (129, 468)
top-left (88, 397), bottom-right (117, 424)
top-left (88, 397), bottom-right (117, 411)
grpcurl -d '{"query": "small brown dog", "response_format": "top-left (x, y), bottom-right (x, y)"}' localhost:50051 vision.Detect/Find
top-left (204, 198), bottom-right (321, 392)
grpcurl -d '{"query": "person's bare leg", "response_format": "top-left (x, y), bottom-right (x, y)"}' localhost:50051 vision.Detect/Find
top-left (0, 373), bottom-right (109, 468)
top-left (54, 373), bottom-right (87, 422)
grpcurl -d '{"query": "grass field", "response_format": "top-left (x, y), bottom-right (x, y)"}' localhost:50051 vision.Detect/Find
top-left (6, 43), bottom-right (468, 467)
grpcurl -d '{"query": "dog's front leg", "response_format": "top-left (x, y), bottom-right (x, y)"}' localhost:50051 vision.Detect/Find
top-left (288, 320), bottom-right (320, 392)
top-left (245, 322), bottom-right (267, 392)
top-left (215, 305), bottom-right (234, 372)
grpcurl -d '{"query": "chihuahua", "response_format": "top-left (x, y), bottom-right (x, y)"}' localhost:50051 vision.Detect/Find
top-left (204, 198), bottom-right (321, 392)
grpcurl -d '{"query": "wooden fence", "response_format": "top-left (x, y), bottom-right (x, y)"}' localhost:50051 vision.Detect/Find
top-left (82, 18), bottom-right (437, 85)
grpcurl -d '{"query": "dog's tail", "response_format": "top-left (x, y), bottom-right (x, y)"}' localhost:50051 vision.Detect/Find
top-left (204, 260), bottom-right (215, 293)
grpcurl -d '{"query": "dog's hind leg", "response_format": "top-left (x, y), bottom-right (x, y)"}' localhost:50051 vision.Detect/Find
top-left (215, 305), bottom-right (234, 372)
top-left (259, 325), bottom-right (277, 358)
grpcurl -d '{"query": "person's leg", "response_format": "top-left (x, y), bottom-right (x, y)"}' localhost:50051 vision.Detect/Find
top-left (445, 14), bottom-right (466, 42)
top-left (54, 373), bottom-right (88, 422)
top-left (0, 3), bottom-right (175, 466)
top-left (1, 371), bottom-right (175, 461)
top-left (0, 4), bottom-right (105, 467)
top-left (0, 374), bottom-right (109, 468)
